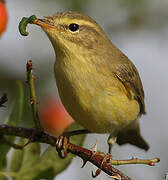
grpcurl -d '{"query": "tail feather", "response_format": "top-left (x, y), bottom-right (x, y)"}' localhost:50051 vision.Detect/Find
top-left (116, 123), bottom-right (149, 151)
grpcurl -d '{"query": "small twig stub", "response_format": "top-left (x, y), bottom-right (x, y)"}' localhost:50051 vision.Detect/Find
top-left (26, 60), bottom-right (42, 131)
top-left (0, 93), bottom-right (8, 107)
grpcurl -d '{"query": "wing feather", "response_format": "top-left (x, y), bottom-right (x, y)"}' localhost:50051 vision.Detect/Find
top-left (112, 54), bottom-right (146, 115)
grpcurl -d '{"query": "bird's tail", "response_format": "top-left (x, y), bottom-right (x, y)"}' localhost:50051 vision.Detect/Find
top-left (116, 122), bottom-right (149, 151)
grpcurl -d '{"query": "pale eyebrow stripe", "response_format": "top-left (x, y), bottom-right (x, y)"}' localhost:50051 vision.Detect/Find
top-left (59, 24), bottom-right (100, 36)
top-left (60, 18), bottom-right (103, 34)
top-left (61, 18), bottom-right (98, 29)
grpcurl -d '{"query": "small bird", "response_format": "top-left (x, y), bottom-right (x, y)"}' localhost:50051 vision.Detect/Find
top-left (33, 11), bottom-right (149, 152)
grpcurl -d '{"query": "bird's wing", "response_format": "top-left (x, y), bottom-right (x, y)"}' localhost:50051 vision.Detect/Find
top-left (112, 55), bottom-right (146, 115)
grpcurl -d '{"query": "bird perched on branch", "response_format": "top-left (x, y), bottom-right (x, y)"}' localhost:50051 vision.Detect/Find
top-left (32, 11), bottom-right (149, 153)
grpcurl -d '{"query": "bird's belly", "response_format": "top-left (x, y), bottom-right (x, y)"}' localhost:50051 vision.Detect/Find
top-left (54, 62), bottom-right (140, 134)
top-left (55, 80), bottom-right (139, 134)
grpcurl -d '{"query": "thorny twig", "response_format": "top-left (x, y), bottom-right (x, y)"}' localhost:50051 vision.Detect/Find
top-left (26, 60), bottom-right (42, 131)
top-left (0, 124), bottom-right (160, 180)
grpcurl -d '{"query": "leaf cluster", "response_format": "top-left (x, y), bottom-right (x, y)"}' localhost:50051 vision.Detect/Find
top-left (0, 81), bottom-right (86, 180)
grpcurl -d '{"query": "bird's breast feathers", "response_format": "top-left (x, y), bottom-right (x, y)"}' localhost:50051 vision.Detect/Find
top-left (54, 55), bottom-right (140, 133)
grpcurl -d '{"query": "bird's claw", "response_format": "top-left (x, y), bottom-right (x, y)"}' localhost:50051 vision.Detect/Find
top-left (82, 140), bottom-right (113, 178)
top-left (81, 159), bottom-right (87, 168)
top-left (92, 168), bottom-right (102, 178)
top-left (91, 143), bottom-right (112, 178)
top-left (56, 136), bottom-right (69, 159)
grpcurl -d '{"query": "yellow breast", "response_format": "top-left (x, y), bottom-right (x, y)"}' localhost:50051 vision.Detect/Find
top-left (54, 52), bottom-right (140, 134)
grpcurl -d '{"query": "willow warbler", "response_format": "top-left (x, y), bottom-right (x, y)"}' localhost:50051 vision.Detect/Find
top-left (33, 11), bottom-right (149, 152)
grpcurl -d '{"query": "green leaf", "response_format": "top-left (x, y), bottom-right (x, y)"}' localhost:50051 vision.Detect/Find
top-left (9, 138), bottom-right (25, 172)
top-left (9, 139), bottom-right (41, 180)
top-left (19, 141), bottom-right (41, 171)
top-left (6, 80), bottom-right (25, 126)
top-left (0, 81), bottom-right (25, 169)
top-left (0, 173), bottom-right (8, 180)
top-left (32, 122), bottom-right (86, 180)
top-left (1, 139), bottom-right (41, 180)
top-left (34, 146), bottom-right (75, 180)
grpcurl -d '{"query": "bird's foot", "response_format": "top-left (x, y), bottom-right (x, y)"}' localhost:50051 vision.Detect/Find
top-left (56, 129), bottom-right (90, 159)
top-left (62, 129), bottom-right (90, 137)
top-left (87, 140), bottom-right (113, 178)
top-left (108, 135), bottom-right (117, 154)
top-left (92, 152), bottom-right (112, 178)
top-left (56, 135), bottom-right (69, 158)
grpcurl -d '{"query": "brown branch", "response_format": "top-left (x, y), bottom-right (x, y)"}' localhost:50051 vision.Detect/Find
top-left (0, 124), bottom-right (160, 180)
top-left (0, 135), bottom-right (23, 149)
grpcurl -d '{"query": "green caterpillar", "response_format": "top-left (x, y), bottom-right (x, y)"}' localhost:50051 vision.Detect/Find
top-left (19, 15), bottom-right (37, 36)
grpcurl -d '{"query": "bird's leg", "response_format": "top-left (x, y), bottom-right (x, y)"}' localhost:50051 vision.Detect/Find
top-left (62, 129), bottom-right (91, 137)
top-left (55, 135), bottom-right (69, 158)
top-left (108, 134), bottom-right (117, 154)
top-left (90, 135), bottom-right (116, 177)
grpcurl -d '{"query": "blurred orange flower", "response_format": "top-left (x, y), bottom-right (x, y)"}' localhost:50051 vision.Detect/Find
top-left (39, 97), bottom-right (74, 136)
top-left (0, 0), bottom-right (8, 36)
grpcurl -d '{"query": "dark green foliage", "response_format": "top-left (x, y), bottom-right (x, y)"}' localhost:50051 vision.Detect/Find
top-left (0, 82), bottom-right (86, 180)
top-left (0, 81), bottom-right (25, 170)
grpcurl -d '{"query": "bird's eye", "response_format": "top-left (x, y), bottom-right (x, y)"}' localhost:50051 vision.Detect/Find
top-left (69, 23), bottom-right (79, 32)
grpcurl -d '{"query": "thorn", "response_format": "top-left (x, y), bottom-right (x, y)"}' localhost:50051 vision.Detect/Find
top-left (131, 156), bottom-right (135, 160)
top-left (92, 168), bottom-right (101, 178)
top-left (90, 139), bottom-right (98, 152)
top-left (81, 159), bottom-right (87, 168)
top-left (107, 174), bottom-right (121, 180)
top-left (92, 171), bottom-right (95, 178)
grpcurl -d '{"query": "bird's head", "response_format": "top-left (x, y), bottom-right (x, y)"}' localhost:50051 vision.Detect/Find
top-left (33, 11), bottom-right (110, 58)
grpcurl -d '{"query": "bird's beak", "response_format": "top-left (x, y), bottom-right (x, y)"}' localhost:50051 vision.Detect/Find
top-left (32, 18), bottom-right (55, 29)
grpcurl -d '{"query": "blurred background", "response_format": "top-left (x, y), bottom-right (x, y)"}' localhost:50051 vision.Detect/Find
top-left (0, 0), bottom-right (168, 179)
